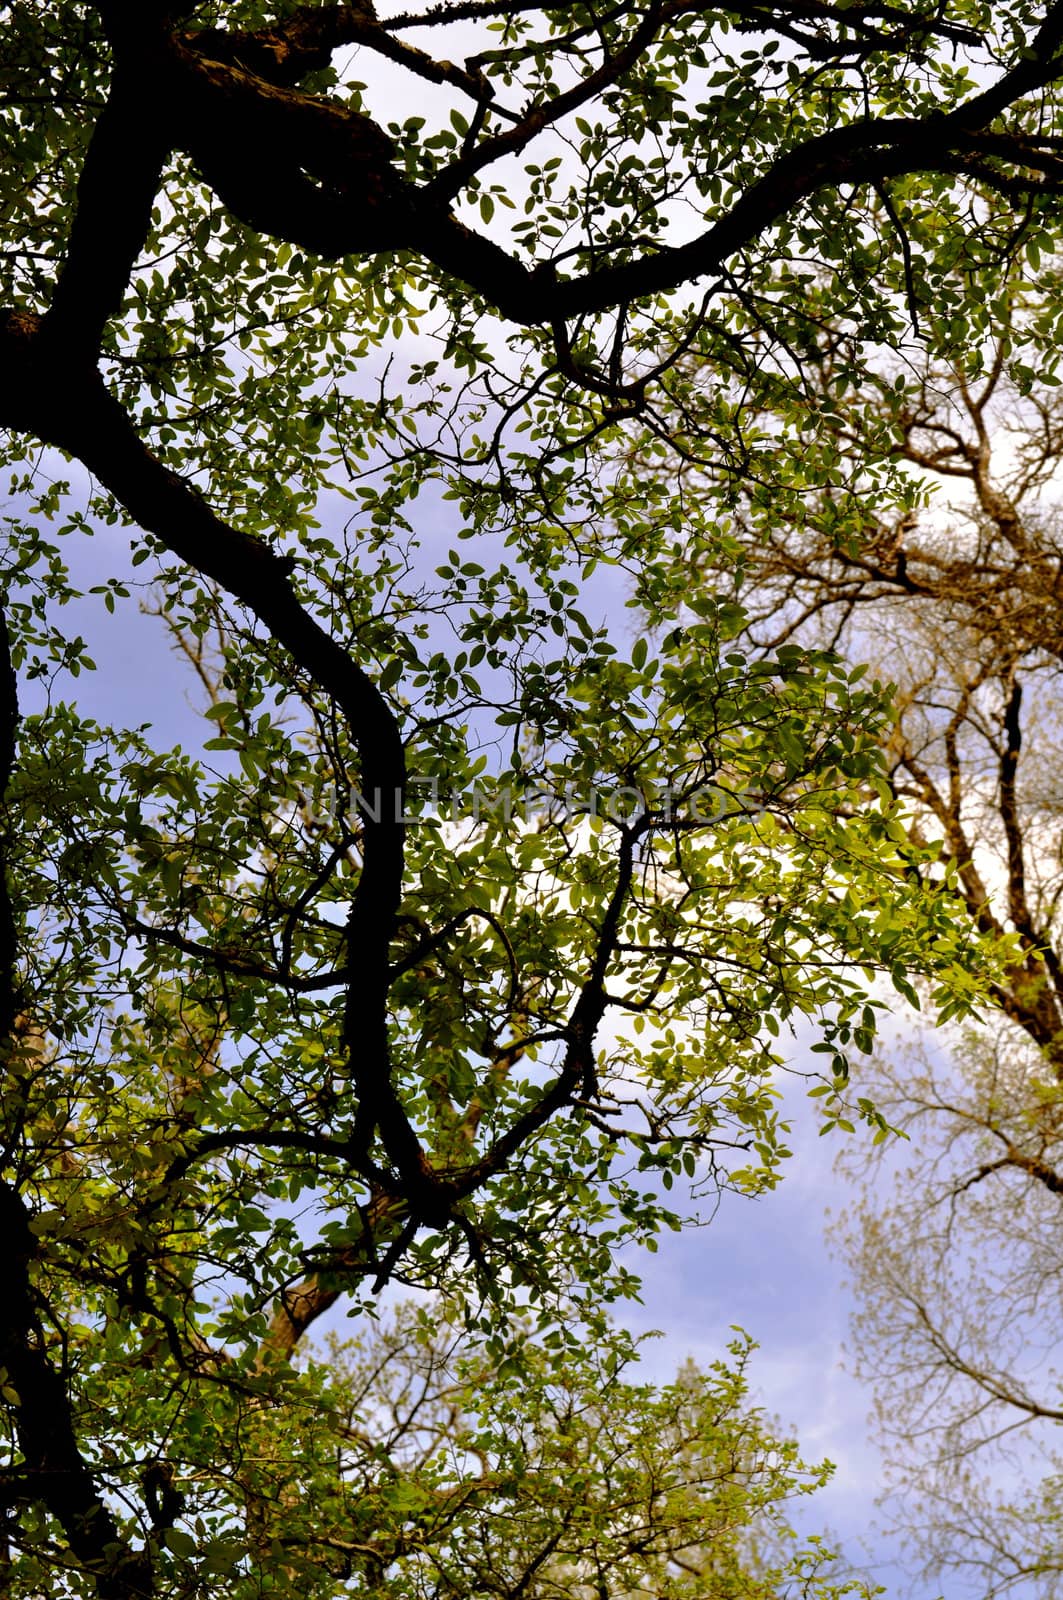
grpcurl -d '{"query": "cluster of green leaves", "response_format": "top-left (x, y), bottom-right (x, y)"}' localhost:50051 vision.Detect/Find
top-left (8, 1287), bottom-right (880, 1600)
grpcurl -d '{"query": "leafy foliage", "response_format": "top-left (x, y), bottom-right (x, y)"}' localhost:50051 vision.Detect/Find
top-left (2, 1), bottom-right (1063, 1594)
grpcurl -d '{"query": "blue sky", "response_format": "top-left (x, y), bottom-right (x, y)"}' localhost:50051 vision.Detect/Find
top-left (623, 1065), bottom-right (922, 1596)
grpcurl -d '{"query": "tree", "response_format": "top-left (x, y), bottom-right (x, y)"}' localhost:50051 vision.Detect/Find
top-left (3, 2), bottom-right (1063, 1594)
top-left (660, 272), bottom-right (1063, 1595)
top-left (833, 345), bottom-right (1063, 1600)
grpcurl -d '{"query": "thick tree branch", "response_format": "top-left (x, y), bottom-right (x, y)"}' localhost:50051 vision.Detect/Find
top-left (43, 65), bottom-right (166, 358)
top-left (0, 1186), bottom-right (155, 1598)
top-left (87, 3), bottom-right (1063, 339)
top-left (0, 605), bottom-right (19, 1046)
top-left (999, 676), bottom-right (1033, 941)
top-left (0, 622), bottom-right (152, 1596)
top-left (0, 312), bottom-right (434, 1196)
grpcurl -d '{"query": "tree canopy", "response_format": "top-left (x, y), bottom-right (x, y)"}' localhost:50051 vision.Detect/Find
top-left (4, 2), bottom-right (1063, 1595)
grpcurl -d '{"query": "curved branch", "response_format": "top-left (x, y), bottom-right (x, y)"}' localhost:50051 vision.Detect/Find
top-left (43, 61), bottom-right (167, 358)
top-left (96, 4), bottom-right (1063, 337)
top-left (0, 311), bottom-right (430, 1191)
top-left (0, 1182), bottom-right (155, 1598)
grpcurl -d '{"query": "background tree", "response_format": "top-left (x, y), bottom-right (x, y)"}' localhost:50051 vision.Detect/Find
top-left (101, 1294), bottom-right (872, 1600)
top-left (5, 2), bottom-right (1063, 1595)
top-left (658, 267), bottom-right (1063, 1596)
